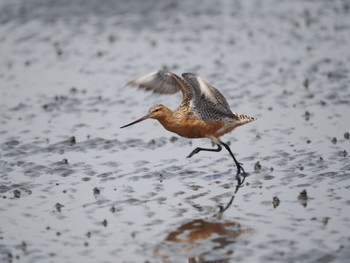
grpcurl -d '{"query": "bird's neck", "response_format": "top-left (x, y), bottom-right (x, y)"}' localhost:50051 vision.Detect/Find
top-left (155, 109), bottom-right (178, 132)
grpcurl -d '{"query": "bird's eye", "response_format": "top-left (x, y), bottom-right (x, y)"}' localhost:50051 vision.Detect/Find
top-left (154, 108), bottom-right (161, 112)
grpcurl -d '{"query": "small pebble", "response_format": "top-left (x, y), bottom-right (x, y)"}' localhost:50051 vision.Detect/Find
top-left (322, 217), bottom-right (330, 226)
top-left (68, 136), bottom-right (76, 144)
top-left (150, 40), bottom-right (157, 47)
top-left (21, 241), bottom-right (27, 251)
top-left (102, 219), bottom-right (108, 227)
top-left (70, 87), bottom-right (78, 93)
top-left (190, 185), bottom-right (203, 191)
top-left (13, 189), bottom-right (21, 198)
top-left (331, 137), bottom-right (337, 144)
top-left (108, 34), bottom-right (116, 43)
top-left (298, 189), bottom-right (308, 207)
top-left (298, 189), bottom-right (308, 201)
top-left (272, 196), bottom-right (280, 208)
top-left (170, 136), bottom-right (178, 143)
top-left (338, 150), bottom-right (348, 157)
top-left (254, 161), bottom-right (262, 172)
top-left (148, 139), bottom-right (156, 145)
top-left (55, 203), bottom-right (64, 212)
top-left (344, 132), bottom-right (349, 140)
top-left (56, 49), bottom-right (63, 56)
top-left (93, 187), bottom-right (100, 195)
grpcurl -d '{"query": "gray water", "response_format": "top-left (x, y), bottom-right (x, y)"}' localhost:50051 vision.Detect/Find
top-left (0, 0), bottom-right (349, 262)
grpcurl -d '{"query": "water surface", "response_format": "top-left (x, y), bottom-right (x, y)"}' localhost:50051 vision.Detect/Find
top-left (0, 0), bottom-right (349, 262)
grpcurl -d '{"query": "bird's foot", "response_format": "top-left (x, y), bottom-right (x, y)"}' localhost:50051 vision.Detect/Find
top-left (186, 148), bottom-right (200, 158)
top-left (234, 172), bottom-right (247, 192)
top-left (235, 162), bottom-right (246, 175)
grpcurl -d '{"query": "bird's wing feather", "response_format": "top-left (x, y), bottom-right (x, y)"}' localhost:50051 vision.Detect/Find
top-left (127, 69), bottom-right (191, 100)
top-left (182, 73), bottom-right (236, 121)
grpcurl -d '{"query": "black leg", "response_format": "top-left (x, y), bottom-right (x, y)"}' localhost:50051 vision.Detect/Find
top-left (186, 144), bottom-right (222, 158)
top-left (220, 141), bottom-right (245, 175)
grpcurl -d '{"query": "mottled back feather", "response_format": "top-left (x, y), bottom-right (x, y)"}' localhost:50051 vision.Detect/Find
top-left (181, 73), bottom-right (237, 121)
top-left (127, 69), bottom-right (237, 122)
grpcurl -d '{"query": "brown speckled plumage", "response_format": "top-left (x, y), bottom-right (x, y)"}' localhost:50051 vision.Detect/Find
top-left (121, 69), bottom-right (256, 174)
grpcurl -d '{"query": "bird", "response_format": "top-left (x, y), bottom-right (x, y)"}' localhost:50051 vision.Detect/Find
top-left (120, 69), bottom-right (256, 174)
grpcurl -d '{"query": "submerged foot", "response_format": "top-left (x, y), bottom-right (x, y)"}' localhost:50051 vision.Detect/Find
top-left (235, 172), bottom-right (247, 190)
top-left (235, 162), bottom-right (246, 175)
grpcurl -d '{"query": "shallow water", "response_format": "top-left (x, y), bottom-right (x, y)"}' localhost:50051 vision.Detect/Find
top-left (1, 0), bottom-right (349, 262)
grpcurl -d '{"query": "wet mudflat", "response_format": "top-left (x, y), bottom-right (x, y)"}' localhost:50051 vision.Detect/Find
top-left (0, 0), bottom-right (349, 262)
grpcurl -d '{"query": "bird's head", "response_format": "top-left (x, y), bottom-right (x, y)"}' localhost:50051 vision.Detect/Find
top-left (147, 104), bottom-right (170, 120)
top-left (120, 104), bottom-right (171, 128)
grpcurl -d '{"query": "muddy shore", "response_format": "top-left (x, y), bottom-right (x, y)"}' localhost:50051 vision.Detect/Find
top-left (1, 0), bottom-right (349, 262)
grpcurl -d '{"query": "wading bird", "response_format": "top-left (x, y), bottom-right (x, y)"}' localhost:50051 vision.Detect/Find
top-left (120, 69), bottom-right (256, 174)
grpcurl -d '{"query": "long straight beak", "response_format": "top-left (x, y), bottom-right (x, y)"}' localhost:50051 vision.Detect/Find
top-left (120, 114), bottom-right (150, 129)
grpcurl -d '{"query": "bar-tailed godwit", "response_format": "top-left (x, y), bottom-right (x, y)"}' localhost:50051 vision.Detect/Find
top-left (121, 69), bottom-right (256, 174)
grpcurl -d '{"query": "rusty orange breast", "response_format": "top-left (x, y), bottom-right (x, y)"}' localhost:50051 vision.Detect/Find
top-left (157, 107), bottom-right (226, 139)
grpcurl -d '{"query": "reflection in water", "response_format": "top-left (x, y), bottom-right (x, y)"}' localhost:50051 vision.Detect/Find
top-left (165, 219), bottom-right (250, 243)
top-left (214, 175), bottom-right (246, 219)
top-left (156, 175), bottom-right (253, 262)
top-left (164, 219), bottom-right (252, 263)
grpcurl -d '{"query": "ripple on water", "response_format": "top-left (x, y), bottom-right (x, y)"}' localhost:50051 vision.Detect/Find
top-left (0, 0), bottom-right (350, 262)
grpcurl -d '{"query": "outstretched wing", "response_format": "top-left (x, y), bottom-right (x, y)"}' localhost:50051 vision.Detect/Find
top-left (127, 69), bottom-right (192, 100)
top-left (182, 73), bottom-right (237, 121)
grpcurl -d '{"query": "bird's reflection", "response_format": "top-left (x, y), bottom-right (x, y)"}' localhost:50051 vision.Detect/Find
top-left (156, 175), bottom-right (253, 262)
top-left (165, 219), bottom-right (248, 243)
top-left (214, 174), bottom-right (246, 219)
